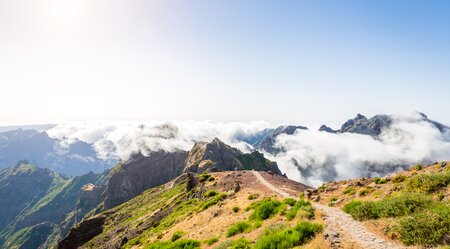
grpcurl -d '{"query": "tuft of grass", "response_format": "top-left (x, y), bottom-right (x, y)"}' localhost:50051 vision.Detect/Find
top-left (249, 198), bottom-right (282, 221)
top-left (253, 221), bottom-right (322, 249)
top-left (203, 190), bottom-right (219, 197)
top-left (343, 187), bottom-right (356, 195)
top-left (286, 198), bottom-right (313, 221)
top-left (201, 193), bottom-right (227, 210)
top-left (199, 173), bottom-right (213, 183)
top-left (358, 187), bottom-right (374, 197)
top-left (391, 175), bottom-right (407, 183)
top-left (145, 239), bottom-right (201, 249)
top-left (247, 194), bottom-right (258, 200)
top-left (226, 222), bottom-right (252, 237)
top-left (171, 231), bottom-right (185, 242)
top-left (230, 238), bottom-right (251, 249)
top-left (232, 206), bottom-right (240, 213)
top-left (415, 164), bottom-right (423, 170)
top-left (374, 177), bottom-right (387, 184)
top-left (204, 237), bottom-right (219, 246)
top-left (283, 198), bottom-right (297, 206)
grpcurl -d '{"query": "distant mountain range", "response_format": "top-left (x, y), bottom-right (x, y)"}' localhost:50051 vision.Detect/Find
top-left (0, 129), bottom-right (115, 176)
top-left (0, 112), bottom-right (448, 178)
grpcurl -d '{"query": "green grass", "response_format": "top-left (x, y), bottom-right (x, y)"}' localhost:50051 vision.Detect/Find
top-left (145, 239), bottom-right (201, 249)
top-left (248, 198), bottom-right (282, 221)
top-left (343, 193), bottom-right (450, 246)
top-left (253, 221), bottom-right (322, 249)
top-left (171, 231), bottom-right (185, 242)
top-left (404, 171), bottom-right (450, 193)
top-left (204, 237), bottom-right (219, 245)
top-left (203, 190), bottom-right (219, 197)
top-left (343, 193), bottom-right (434, 220)
top-left (201, 193), bottom-right (227, 210)
top-left (226, 222), bottom-right (252, 237)
top-left (286, 199), bottom-right (313, 221)
top-left (343, 187), bottom-right (356, 195)
top-left (247, 194), bottom-right (258, 200)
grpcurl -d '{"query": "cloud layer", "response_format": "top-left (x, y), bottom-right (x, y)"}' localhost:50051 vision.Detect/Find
top-left (47, 114), bottom-right (450, 187)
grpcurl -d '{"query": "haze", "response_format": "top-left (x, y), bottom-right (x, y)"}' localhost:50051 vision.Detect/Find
top-left (1, 0), bottom-right (449, 125)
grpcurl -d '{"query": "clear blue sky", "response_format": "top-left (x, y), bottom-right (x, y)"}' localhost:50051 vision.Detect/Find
top-left (0, 0), bottom-right (449, 125)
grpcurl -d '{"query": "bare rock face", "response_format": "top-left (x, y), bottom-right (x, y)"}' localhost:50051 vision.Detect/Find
top-left (104, 151), bottom-right (188, 209)
top-left (184, 138), bottom-right (282, 175)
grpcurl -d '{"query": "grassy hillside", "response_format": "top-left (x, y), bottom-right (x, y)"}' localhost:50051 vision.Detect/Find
top-left (0, 164), bottom-right (108, 249)
top-left (310, 161), bottom-right (450, 247)
top-left (60, 171), bottom-right (320, 249)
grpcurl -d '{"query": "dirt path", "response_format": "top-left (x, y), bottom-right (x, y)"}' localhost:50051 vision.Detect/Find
top-left (252, 171), bottom-right (406, 249)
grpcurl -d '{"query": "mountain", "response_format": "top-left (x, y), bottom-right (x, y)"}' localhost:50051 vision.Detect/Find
top-left (59, 171), bottom-right (312, 249)
top-left (251, 125), bottom-right (308, 154)
top-left (320, 112), bottom-right (450, 137)
top-left (104, 138), bottom-right (282, 209)
top-left (0, 163), bottom-right (109, 249)
top-left (0, 129), bottom-right (115, 176)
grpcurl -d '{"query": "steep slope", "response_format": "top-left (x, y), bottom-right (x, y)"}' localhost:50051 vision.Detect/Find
top-left (104, 151), bottom-right (188, 209)
top-left (60, 171), bottom-right (313, 249)
top-left (104, 138), bottom-right (283, 210)
top-left (0, 129), bottom-right (114, 176)
top-left (0, 164), bottom-right (108, 249)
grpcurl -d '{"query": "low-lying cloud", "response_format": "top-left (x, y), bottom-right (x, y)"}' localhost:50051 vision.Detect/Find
top-left (47, 114), bottom-right (450, 187)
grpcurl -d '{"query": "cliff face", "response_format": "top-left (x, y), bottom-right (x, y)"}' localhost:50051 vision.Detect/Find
top-left (104, 151), bottom-right (188, 209)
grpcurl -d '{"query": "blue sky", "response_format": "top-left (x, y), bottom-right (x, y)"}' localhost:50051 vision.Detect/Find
top-left (0, 0), bottom-right (449, 125)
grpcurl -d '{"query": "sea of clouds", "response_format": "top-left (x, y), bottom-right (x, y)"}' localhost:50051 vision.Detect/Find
top-left (47, 113), bottom-right (450, 187)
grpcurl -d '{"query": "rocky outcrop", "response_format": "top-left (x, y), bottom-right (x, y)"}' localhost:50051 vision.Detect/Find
top-left (339, 114), bottom-right (392, 136)
top-left (319, 125), bottom-right (337, 133)
top-left (254, 125), bottom-right (308, 154)
top-left (184, 138), bottom-right (282, 175)
top-left (58, 214), bottom-right (107, 249)
top-left (104, 151), bottom-right (188, 209)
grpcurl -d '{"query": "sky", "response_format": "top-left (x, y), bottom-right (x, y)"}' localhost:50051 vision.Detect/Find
top-left (1, 0), bottom-right (449, 126)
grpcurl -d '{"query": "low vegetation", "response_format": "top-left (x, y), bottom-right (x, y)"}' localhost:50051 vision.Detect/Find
top-left (145, 239), bottom-right (201, 249)
top-left (226, 222), bottom-right (252, 237)
top-left (253, 221), bottom-right (323, 249)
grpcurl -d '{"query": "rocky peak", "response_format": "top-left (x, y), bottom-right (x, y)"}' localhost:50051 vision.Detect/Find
top-left (319, 125), bottom-right (337, 133)
top-left (255, 125), bottom-right (308, 154)
top-left (184, 138), bottom-right (282, 175)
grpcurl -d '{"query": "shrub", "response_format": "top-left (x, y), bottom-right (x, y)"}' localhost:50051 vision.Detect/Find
top-left (171, 231), bottom-right (185, 242)
top-left (145, 239), bottom-right (201, 249)
top-left (230, 238), bottom-right (251, 249)
top-left (226, 222), bottom-right (252, 237)
top-left (343, 187), bottom-right (356, 195)
top-left (399, 207), bottom-right (450, 246)
top-left (391, 175), bottom-right (407, 183)
top-left (415, 164), bottom-right (423, 170)
top-left (342, 200), bottom-right (362, 214)
top-left (405, 171), bottom-right (450, 193)
top-left (203, 190), bottom-right (218, 197)
top-left (249, 199), bottom-right (282, 221)
top-left (344, 193), bottom-right (434, 221)
top-left (283, 198), bottom-right (297, 206)
top-left (286, 198), bottom-right (313, 221)
top-left (204, 237), bottom-right (219, 246)
top-left (201, 193), bottom-right (227, 210)
top-left (374, 177), bottom-right (387, 184)
top-left (247, 194), bottom-right (258, 200)
top-left (232, 206), bottom-right (240, 213)
top-left (199, 173), bottom-right (212, 182)
top-left (358, 187), bottom-right (374, 197)
top-left (253, 221), bottom-right (322, 249)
